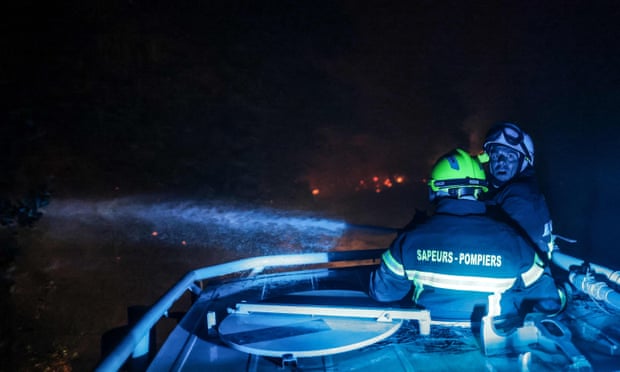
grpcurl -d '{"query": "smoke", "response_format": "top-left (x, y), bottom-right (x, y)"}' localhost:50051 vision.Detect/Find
top-left (462, 115), bottom-right (490, 154)
top-left (300, 128), bottom-right (414, 198)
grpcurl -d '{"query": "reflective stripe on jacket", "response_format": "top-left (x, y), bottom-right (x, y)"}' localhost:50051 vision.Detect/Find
top-left (381, 249), bottom-right (544, 293)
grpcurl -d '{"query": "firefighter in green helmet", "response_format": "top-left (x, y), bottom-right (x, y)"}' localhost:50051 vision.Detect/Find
top-left (369, 148), bottom-right (565, 322)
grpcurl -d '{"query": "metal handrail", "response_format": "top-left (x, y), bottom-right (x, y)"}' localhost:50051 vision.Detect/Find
top-left (96, 249), bottom-right (383, 371)
top-left (552, 252), bottom-right (620, 310)
top-left (553, 252), bottom-right (620, 287)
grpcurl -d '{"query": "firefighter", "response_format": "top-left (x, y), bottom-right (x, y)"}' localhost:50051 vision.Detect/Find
top-left (369, 148), bottom-right (563, 322)
top-left (480, 122), bottom-right (555, 258)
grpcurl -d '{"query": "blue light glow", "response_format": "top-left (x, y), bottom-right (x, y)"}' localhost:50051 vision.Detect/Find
top-left (44, 196), bottom-right (349, 255)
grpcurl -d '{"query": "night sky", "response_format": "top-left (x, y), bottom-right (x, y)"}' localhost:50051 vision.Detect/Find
top-left (3, 1), bottom-right (620, 265)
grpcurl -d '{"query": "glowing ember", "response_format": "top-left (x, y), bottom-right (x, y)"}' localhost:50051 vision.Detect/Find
top-left (309, 172), bottom-right (408, 196)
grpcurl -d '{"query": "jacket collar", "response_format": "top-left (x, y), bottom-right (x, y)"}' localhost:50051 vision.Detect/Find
top-left (435, 198), bottom-right (486, 216)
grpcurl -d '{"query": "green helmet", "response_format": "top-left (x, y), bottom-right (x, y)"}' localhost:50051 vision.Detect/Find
top-left (428, 148), bottom-right (488, 200)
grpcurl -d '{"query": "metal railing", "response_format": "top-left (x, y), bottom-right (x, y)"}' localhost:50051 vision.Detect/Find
top-left (96, 249), bottom-right (383, 371)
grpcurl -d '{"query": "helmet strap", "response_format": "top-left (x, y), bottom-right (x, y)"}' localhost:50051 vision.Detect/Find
top-left (448, 187), bottom-right (481, 199)
top-left (517, 154), bottom-right (531, 173)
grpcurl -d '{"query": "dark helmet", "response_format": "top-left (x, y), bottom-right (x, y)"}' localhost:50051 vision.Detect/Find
top-left (428, 148), bottom-right (488, 200)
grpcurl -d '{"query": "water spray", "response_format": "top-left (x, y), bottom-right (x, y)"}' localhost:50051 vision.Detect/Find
top-left (44, 196), bottom-right (352, 255)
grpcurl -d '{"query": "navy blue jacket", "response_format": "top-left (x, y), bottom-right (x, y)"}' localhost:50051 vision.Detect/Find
top-left (485, 168), bottom-right (553, 254)
top-left (369, 198), bottom-right (560, 321)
